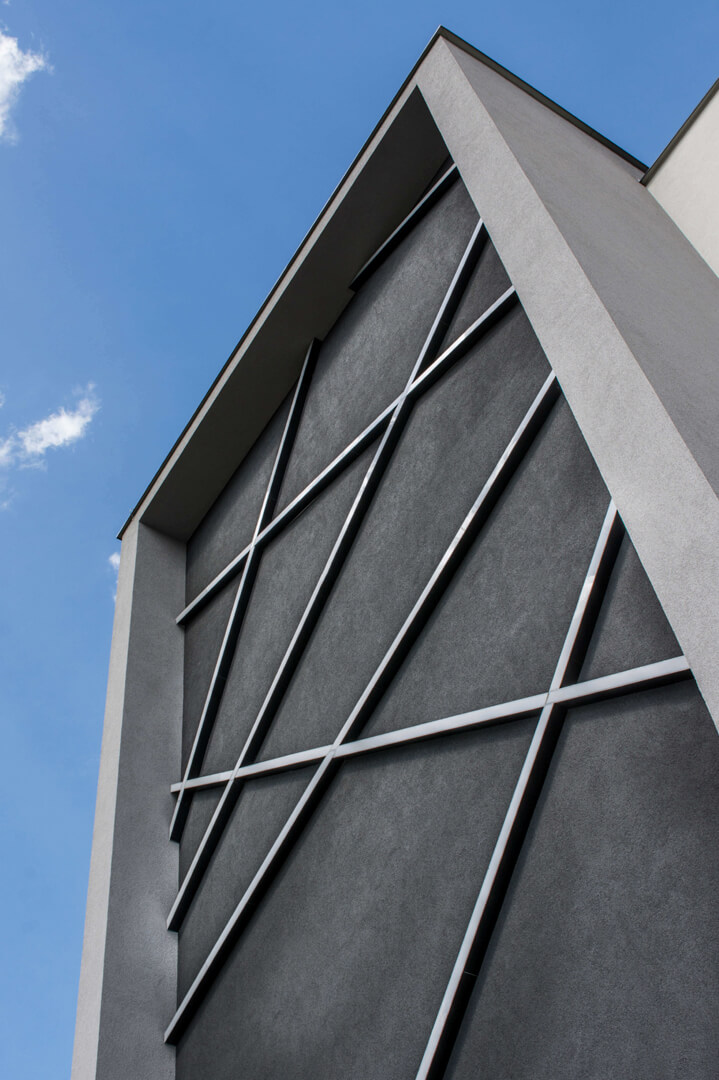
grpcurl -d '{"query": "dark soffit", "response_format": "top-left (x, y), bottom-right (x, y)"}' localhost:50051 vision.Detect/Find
top-left (118, 26), bottom-right (646, 541)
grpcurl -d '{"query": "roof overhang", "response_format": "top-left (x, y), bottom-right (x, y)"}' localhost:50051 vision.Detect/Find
top-left (120, 27), bottom-right (719, 728)
top-left (119, 27), bottom-right (644, 544)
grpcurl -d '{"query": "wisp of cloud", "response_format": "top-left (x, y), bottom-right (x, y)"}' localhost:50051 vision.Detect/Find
top-left (0, 386), bottom-right (100, 473)
top-left (0, 27), bottom-right (50, 142)
top-left (108, 551), bottom-right (121, 601)
top-left (19, 392), bottom-right (98, 457)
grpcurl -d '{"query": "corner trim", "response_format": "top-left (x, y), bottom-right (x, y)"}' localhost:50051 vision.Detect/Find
top-left (642, 75), bottom-right (719, 185)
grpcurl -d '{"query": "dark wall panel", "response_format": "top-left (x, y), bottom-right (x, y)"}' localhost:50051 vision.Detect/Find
top-left (581, 532), bottom-right (680, 680)
top-left (179, 788), bottom-right (222, 881)
top-left (185, 393), bottom-right (291, 600)
top-left (365, 397), bottom-right (608, 736)
top-left (182, 579), bottom-right (237, 774)
top-left (438, 235), bottom-right (511, 352)
top-left (260, 306), bottom-right (551, 760)
top-left (446, 681), bottom-right (719, 1080)
top-left (200, 444), bottom-right (374, 777)
top-left (177, 720), bottom-right (536, 1080)
top-left (276, 179), bottom-right (479, 510)
top-left (178, 766), bottom-right (315, 999)
top-left (174, 143), bottom-right (719, 1080)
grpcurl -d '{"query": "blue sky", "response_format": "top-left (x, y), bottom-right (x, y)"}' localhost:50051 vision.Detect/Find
top-left (0, 1), bottom-right (717, 1075)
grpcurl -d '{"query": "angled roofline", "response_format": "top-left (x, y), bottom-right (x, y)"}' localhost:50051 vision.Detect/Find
top-left (118, 26), bottom-right (644, 539)
top-left (642, 74), bottom-right (719, 185)
top-left (434, 28), bottom-right (646, 170)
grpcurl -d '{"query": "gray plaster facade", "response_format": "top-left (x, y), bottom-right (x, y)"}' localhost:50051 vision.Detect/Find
top-left (73, 29), bottom-right (719, 1080)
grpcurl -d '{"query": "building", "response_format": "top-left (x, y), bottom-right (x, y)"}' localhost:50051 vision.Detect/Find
top-left (72, 28), bottom-right (719, 1080)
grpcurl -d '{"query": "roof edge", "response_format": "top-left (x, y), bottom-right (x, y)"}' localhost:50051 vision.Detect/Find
top-left (119, 25), bottom-right (645, 539)
top-left (641, 75), bottom-right (719, 185)
top-left (435, 28), bottom-right (646, 172)
top-left (118, 36), bottom-right (436, 538)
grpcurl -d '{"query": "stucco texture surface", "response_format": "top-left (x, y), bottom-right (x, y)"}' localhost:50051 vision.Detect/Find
top-left (276, 179), bottom-right (478, 510)
top-left (178, 765), bottom-right (315, 998)
top-left (445, 680), bottom-right (719, 1080)
top-left (580, 532), bottom-right (680, 680)
top-left (199, 444), bottom-right (374, 777)
top-left (363, 394), bottom-right (608, 736)
top-left (181, 579), bottom-right (236, 774)
top-left (185, 393), bottom-right (291, 599)
top-left (176, 720), bottom-right (535, 1079)
top-left (438, 235), bottom-right (511, 351)
top-left (261, 307), bottom-right (553, 760)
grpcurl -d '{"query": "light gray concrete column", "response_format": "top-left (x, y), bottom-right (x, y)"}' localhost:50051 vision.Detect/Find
top-left (72, 520), bottom-right (184, 1080)
top-left (417, 39), bottom-right (719, 730)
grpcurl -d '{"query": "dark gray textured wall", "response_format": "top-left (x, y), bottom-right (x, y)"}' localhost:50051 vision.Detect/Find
top-left (581, 533), bottom-right (680, 680)
top-left (181, 580), bottom-right (236, 775)
top-left (418, 40), bottom-right (719, 727)
top-left (185, 393), bottom-right (291, 600)
top-left (174, 172), bottom-right (718, 1079)
top-left (276, 180), bottom-right (479, 509)
top-left (445, 682), bottom-right (719, 1080)
top-left (178, 722), bottom-right (535, 1079)
top-left (200, 444), bottom-right (375, 777)
top-left (438, 236), bottom-right (511, 351)
top-left (365, 396), bottom-right (607, 737)
top-left (276, 178), bottom-right (478, 509)
top-left (262, 304), bottom-right (552, 760)
top-left (179, 764), bottom-right (315, 998)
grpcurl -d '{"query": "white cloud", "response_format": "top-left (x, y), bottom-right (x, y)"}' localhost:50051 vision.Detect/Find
top-left (0, 472), bottom-right (12, 510)
top-left (0, 436), bottom-right (13, 467)
top-left (108, 551), bottom-right (121, 601)
top-left (0, 385), bottom-right (100, 470)
top-left (18, 389), bottom-right (98, 457)
top-left (0, 28), bottom-right (50, 142)
top-left (0, 390), bottom-right (5, 408)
